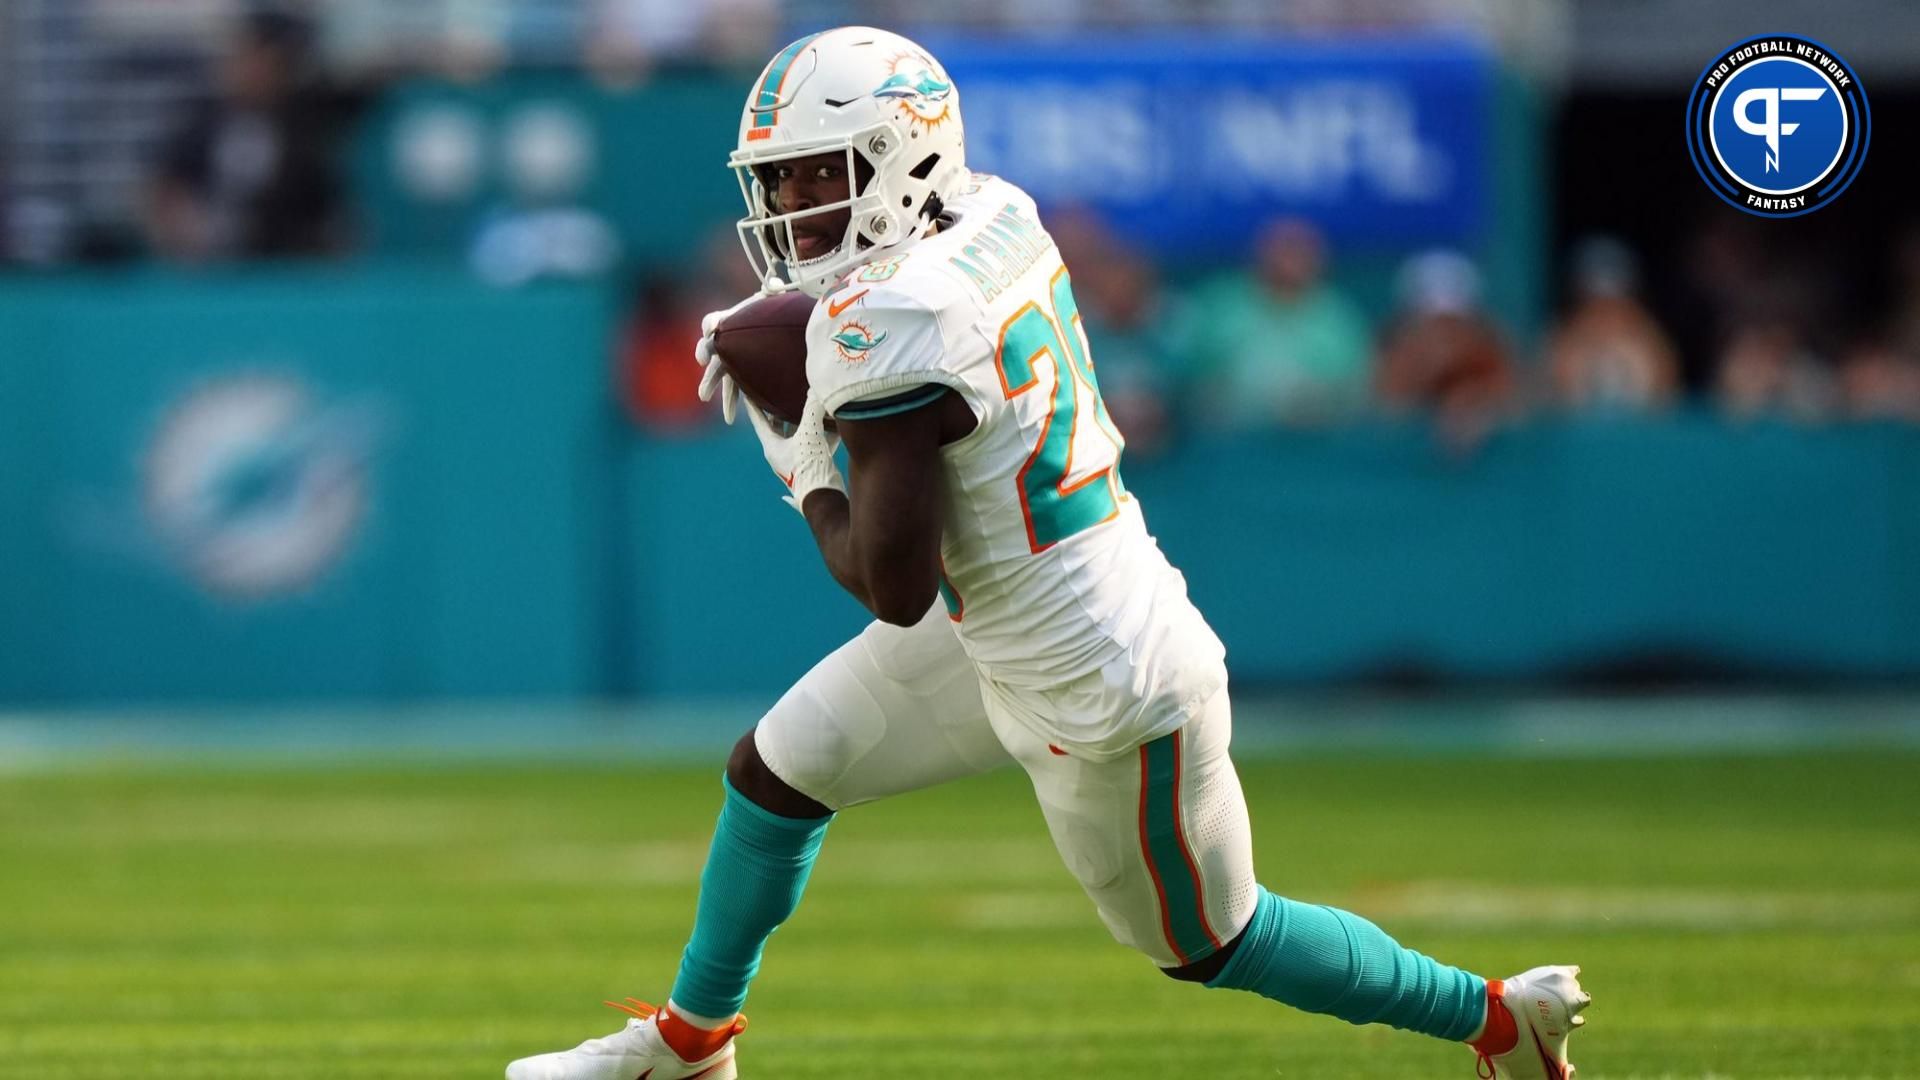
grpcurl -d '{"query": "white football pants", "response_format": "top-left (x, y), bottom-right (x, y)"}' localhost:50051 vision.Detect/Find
top-left (753, 603), bottom-right (1258, 968)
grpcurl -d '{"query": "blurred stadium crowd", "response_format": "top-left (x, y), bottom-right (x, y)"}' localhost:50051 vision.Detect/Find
top-left (5, 0), bottom-right (1919, 452)
top-left (613, 213), bottom-right (1920, 455)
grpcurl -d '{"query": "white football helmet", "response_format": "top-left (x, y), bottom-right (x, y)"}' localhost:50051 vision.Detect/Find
top-left (729, 27), bottom-right (968, 298)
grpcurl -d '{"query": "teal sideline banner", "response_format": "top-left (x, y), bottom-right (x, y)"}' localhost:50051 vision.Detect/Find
top-left (1127, 422), bottom-right (1920, 683)
top-left (5, 271), bottom-right (1919, 705)
top-left (639, 418), bottom-right (1920, 695)
top-left (0, 269), bottom-right (616, 704)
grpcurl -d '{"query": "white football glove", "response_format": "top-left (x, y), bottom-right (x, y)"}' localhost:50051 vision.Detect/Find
top-left (694, 292), bottom-right (766, 425)
top-left (746, 395), bottom-right (845, 515)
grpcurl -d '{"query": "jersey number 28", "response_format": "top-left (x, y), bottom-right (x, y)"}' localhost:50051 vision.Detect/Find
top-left (994, 267), bottom-right (1128, 554)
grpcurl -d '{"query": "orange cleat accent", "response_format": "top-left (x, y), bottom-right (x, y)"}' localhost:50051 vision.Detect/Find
top-left (1470, 979), bottom-right (1519, 1077)
top-left (1468, 966), bottom-right (1587, 1080)
top-left (508, 998), bottom-right (746, 1079)
top-left (657, 1003), bottom-right (747, 1064)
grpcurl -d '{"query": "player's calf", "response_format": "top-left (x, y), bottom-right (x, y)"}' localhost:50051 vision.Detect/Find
top-left (1200, 887), bottom-right (1487, 1040)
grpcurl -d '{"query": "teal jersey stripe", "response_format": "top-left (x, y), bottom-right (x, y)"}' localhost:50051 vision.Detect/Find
top-left (937, 562), bottom-right (962, 620)
top-left (835, 384), bottom-right (947, 420)
top-left (1139, 731), bottom-right (1220, 964)
top-left (754, 33), bottom-right (823, 127)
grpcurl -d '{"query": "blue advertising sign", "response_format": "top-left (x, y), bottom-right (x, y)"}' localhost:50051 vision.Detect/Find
top-left (929, 34), bottom-right (1493, 254)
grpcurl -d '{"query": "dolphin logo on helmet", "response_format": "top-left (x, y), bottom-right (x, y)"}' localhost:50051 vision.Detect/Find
top-left (872, 71), bottom-right (953, 102)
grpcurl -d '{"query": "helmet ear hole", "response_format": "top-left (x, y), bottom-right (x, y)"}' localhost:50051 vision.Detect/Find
top-left (908, 153), bottom-right (941, 180)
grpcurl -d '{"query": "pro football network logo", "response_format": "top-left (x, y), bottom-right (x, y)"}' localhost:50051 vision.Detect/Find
top-left (1686, 35), bottom-right (1869, 218)
top-left (831, 321), bottom-right (887, 363)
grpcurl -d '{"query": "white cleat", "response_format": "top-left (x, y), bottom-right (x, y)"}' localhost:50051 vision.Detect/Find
top-left (506, 999), bottom-right (743, 1080)
top-left (1472, 965), bottom-right (1591, 1080)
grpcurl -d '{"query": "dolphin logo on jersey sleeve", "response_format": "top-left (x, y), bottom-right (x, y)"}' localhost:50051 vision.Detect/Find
top-left (831, 322), bottom-right (890, 362)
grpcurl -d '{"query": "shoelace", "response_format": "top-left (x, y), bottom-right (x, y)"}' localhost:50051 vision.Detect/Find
top-left (604, 997), bottom-right (659, 1021)
top-left (1475, 1049), bottom-right (1496, 1079)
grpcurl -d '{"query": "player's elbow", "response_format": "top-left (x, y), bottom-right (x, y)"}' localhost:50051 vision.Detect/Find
top-left (867, 572), bottom-right (936, 627)
top-left (871, 585), bottom-right (934, 627)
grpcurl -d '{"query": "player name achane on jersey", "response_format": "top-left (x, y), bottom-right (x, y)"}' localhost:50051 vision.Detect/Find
top-left (946, 201), bottom-right (1053, 302)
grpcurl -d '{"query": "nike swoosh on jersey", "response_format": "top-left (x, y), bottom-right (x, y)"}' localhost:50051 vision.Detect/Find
top-left (826, 289), bottom-right (868, 317)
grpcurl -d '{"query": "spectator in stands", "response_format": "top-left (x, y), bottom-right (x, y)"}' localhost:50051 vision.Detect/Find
top-left (1838, 338), bottom-right (1920, 423)
top-left (1890, 224), bottom-right (1920, 362)
top-left (1673, 216), bottom-right (1769, 390)
top-left (1375, 249), bottom-right (1518, 451)
top-left (1677, 214), bottom-right (1847, 396)
top-left (1077, 246), bottom-right (1179, 455)
top-left (617, 229), bottom-right (756, 429)
top-left (145, 9), bottom-right (351, 261)
top-left (1840, 224), bottom-right (1920, 422)
top-left (1543, 236), bottom-right (1679, 413)
top-left (1713, 320), bottom-right (1836, 423)
top-left (617, 276), bottom-right (711, 429)
top-left (1173, 218), bottom-right (1374, 429)
top-left (1040, 207), bottom-right (1177, 452)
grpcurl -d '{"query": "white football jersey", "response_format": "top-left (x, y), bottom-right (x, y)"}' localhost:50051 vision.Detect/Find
top-left (805, 174), bottom-right (1225, 759)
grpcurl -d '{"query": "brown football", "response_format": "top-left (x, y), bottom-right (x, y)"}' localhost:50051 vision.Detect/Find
top-left (712, 291), bottom-right (816, 425)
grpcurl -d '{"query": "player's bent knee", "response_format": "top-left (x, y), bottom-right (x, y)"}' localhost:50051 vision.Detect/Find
top-left (727, 728), bottom-right (833, 820)
top-left (1157, 926), bottom-right (1246, 984)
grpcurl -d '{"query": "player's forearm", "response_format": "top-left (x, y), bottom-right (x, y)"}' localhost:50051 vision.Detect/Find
top-left (800, 490), bottom-right (936, 626)
top-left (799, 489), bottom-right (883, 614)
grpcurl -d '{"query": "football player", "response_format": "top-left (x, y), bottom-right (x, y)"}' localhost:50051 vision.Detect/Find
top-left (507, 27), bottom-right (1589, 1080)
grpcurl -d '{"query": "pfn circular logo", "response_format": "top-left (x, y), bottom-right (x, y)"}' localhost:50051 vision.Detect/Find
top-left (1686, 35), bottom-right (1869, 218)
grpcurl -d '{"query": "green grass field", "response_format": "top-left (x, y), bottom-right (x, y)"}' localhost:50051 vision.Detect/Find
top-left (3, 750), bottom-right (1916, 1078)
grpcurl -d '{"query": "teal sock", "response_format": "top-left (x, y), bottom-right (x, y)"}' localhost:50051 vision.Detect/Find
top-left (1205, 886), bottom-right (1486, 1041)
top-left (668, 776), bottom-right (831, 1019)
